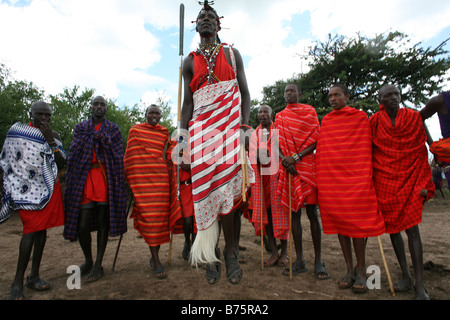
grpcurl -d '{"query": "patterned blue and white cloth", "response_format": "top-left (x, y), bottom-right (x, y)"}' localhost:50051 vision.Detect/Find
top-left (0, 122), bottom-right (66, 223)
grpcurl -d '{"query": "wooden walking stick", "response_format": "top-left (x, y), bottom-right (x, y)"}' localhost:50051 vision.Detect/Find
top-left (378, 235), bottom-right (395, 296)
top-left (169, 3), bottom-right (185, 266)
top-left (112, 197), bottom-right (134, 271)
top-left (260, 165), bottom-right (264, 270)
top-left (288, 173), bottom-right (293, 280)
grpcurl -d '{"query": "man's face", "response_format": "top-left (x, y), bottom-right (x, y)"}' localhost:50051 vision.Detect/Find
top-left (258, 106), bottom-right (272, 127)
top-left (328, 87), bottom-right (349, 110)
top-left (91, 97), bottom-right (107, 118)
top-left (284, 84), bottom-right (300, 104)
top-left (379, 86), bottom-right (401, 111)
top-left (31, 103), bottom-right (52, 128)
top-left (146, 106), bottom-right (161, 126)
top-left (196, 9), bottom-right (219, 37)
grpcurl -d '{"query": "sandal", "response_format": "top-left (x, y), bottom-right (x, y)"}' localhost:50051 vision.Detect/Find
top-left (264, 255), bottom-right (279, 267)
top-left (154, 266), bottom-right (167, 280)
top-left (7, 286), bottom-right (24, 300)
top-left (205, 248), bottom-right (221, 285)
top-left (282, 260), bottom-right (307, 276)
top-left (352, 275), bottom-right (368, 293)
top-left (394, 278), bottom-right (414, 292)
top-left (182, 242), bottom-right (190, 261)
top-left (338, 273), bottom-right (355, 289)
top-left (314, 262), bottom-right (330, 280)
top-left (150, 258), bottom-right (167, 279)
top-left (86, 267), bottom-right (104, 282)
top-left (26, 276), bottom-right (51, 291)
top-left (225, 253), bottom-right (242, 285)
top-left (277, 254), bottom-right (289, 267)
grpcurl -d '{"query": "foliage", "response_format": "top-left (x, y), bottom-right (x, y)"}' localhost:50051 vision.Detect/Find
top-left (0, 63), bottom-right (176, 152)
top-left (256, 32), bottom-right (450, 122)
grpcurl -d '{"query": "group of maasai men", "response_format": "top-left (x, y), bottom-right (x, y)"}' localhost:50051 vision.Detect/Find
top-left (1, 1), bottom-right (449, 301)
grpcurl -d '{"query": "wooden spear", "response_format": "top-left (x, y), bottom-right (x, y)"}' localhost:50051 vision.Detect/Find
top-left (169, 3), bottom-right (185, 265)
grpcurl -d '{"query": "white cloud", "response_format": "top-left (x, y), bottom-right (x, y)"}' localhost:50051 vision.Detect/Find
top-left (0, 0), bottom-right (449, 137)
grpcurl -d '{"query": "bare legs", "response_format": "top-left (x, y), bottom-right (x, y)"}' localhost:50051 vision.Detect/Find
top-left (78, 204), bottom-right (109, 281)
top-left (8, 229), bottom-right (49, 300)
top-left (338, 235), bottom-right (368, 292)
top-left (390, 225), bottom-right (429, 300)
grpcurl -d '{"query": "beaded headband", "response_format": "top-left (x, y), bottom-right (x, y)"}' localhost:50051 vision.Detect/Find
top-left (193, 0), bottom-right (223, 31)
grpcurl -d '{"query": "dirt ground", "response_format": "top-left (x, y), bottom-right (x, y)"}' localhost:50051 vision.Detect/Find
top-left (0, 195), bottom-right (448, 305)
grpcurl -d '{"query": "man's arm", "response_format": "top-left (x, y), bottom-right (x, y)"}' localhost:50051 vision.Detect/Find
top-left (233, 48), bottom-right (251, 126)
top-left (420, 93), bottom-right (445, 120)
top-left (180, 56), bottom-right (194, 131)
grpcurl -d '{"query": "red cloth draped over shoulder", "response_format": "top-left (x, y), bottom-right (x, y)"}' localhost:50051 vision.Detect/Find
top-left (249, 123), bottom-right (288, 239)
top-left (316, 106), bottom-right (385, 238)
top-left (275, 103), bottom-right (319, 213)
top-left (370, 106), bottom-right (435, 234)
top-left (189, 45), bottom-right (235, 92)
top-left (81, 123), bottom-right (108, 204)
top-left (124, 123), bottom-right (183, 246)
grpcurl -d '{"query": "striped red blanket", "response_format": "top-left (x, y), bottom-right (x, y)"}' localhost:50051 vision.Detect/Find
top-left (124, 123), bottom-right (183, 246)
top-left (275, 103), bottom-right (319, 212)
top-left (370, 106), bottom-right (435, 233)
top-left (249, 123), bottom-right (288, 239)
top-left (316, 106), bottom-right (385, 238)
top-left (189, 47), bottom-right (246, 232)
top-left (430, 138), bottom-right (450, 164)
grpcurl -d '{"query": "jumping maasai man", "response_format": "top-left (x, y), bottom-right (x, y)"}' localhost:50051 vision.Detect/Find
top-left (180, 1), bottom-right (252, 285)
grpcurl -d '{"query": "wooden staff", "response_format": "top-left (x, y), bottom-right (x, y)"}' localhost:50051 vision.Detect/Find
top-left (377, 235), bottom-right (395, 296)
top-left (260, 165), bottom-right (264, 270)
top-left (288, 173), bottom-right (293, 280)
top-left (240, 144), bottom-right (248, 202)
top-left (169, 3), bottom-right (185, 265)
top-left (112, 197), bottom-right (134, 271)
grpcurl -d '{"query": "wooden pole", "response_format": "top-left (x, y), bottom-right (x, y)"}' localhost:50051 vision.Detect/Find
top-left (377, 236), bottom-right (395, 296)
top-left (170, 3), bottom-right (184, 266)
top-left (260, 165), bottom-right (264, 270)
top-left (288, 173), bottom-right (293, 280)
top-left (112, 197), bottom-right (134, 271)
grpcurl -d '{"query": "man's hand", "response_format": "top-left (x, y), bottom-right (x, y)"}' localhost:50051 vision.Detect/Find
top-left (39, 122), bottom-right (56, 144)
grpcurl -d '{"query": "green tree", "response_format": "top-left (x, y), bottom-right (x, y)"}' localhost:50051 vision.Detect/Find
top-left (0, 63), bottom-right (45, 149)
top-left (258, 32), bottom-right (450, 122)
top-left (48, 86), bottom-right (95, 150)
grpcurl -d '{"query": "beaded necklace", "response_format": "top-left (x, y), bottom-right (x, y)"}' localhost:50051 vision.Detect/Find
top-left (196, 42), bottom-right (222, 89)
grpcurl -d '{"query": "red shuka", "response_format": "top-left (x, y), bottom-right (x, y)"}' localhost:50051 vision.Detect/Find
top-left (316, 106), bottom-right (385, 238)
top-left (370, 106), bottom-right (435, 233)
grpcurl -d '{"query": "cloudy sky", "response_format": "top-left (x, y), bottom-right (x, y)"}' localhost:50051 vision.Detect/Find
top-left (1, 0), bottom-right (449, 138)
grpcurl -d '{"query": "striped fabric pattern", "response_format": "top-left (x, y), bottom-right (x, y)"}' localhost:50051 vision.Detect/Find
top-left (189, 78), bottom-right (243, 231)
top-left (249, 124), bottom-right (288, 239)
top-left (64, 118), bottom-right (127, 241)
top-left (124, 123), bottom-right (183, 246)
top-left (0, 122), bottom-right (66, 223)
top-left (275, 103), bottom-right (319, 212)
top-left (316, 106), bottom-right (385, 238)
top-left (370, 107), bottom-right (435, 234)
